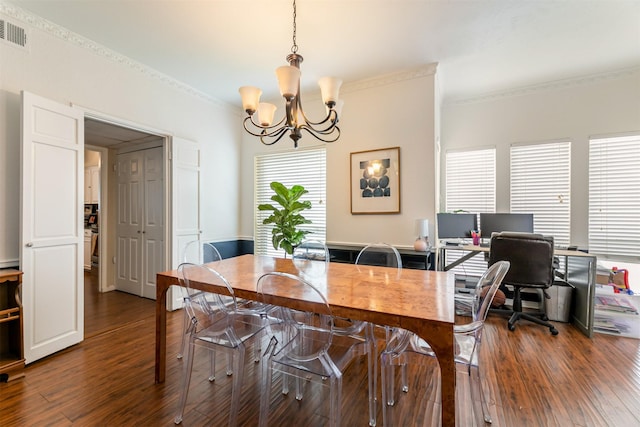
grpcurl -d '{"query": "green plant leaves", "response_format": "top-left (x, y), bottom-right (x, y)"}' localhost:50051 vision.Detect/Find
top-left (258, 181), bottom-right (312, 255)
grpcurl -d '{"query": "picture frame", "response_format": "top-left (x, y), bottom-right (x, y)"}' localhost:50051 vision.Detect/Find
top-left (350, 147), bottom-right (401, 214)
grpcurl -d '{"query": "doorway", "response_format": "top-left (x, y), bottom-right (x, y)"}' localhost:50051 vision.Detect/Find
top-left (83, 117), bottom-right (167, 304)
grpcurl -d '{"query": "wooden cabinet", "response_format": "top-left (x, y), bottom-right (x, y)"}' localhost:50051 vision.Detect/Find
top-left (327, 243), bottom-right (434, 270)
top-left (0, 270), bottom-right (24, 381)
top-left (84, 229), bottom-right (92, 270)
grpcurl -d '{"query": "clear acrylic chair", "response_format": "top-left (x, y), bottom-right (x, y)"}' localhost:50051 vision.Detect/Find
top-left (257, 272), bottom-right (368, 427)
top-left (177, 240), bottom-right (223, 359)
top-left (174, 262), bottom-right (266, 427)
top-left (292, 239), bottom-right (330, 262)
top-left (380, 260), bottom-right (511, 426)
top-left (348, 242), bottom-right (403, 426)
top-left (355, 242), bottom-right (403, 269)
top-left (292, 239), bottom-right (331, 280)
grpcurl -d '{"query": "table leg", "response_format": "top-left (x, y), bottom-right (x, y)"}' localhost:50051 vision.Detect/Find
top-left (403, 320), bottom-right (456, 427)
top-left (155, 278), bottom-right (169, 383)
top-left (431, 335), bottom-right (456, 427)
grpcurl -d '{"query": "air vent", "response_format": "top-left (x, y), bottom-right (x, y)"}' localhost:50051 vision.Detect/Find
top-left (0, 18), bottom-right (28, 50)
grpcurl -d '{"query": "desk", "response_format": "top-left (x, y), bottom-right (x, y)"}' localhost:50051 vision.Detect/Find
top-left (438, 245), bottom-right (597, 336)
top-left (156, 254), bottom-right (457, 427)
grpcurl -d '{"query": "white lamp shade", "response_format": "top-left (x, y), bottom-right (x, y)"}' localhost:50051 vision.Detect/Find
top-left (257, 103), bottom-right (277, 126)
top-left (318, 76), bottom-right (342, 105)
top-left (238, 86), bottom-right (262, 112)
top-left (416, 219), bottom-right (429, 237)
top-left (276, 65), bottom-right (301, 99)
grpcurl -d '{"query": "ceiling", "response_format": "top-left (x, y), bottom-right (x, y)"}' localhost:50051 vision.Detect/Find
top-left (84, 118), bottom-right (160, 148)
top-left (9, 0), bottom-right (640, 106)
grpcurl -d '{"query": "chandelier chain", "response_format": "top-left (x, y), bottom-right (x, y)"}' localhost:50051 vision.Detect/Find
top-left (291, 0), bottom-right (298, 54)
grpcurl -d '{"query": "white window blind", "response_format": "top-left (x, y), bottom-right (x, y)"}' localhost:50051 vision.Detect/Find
top-left (445, 148), bottom-right (496, 213)
top-left (255, 148), bottom-right (326, 257)
top-left (444, 148), bottom-right (496, 277)
top-left (510, 141), bottom-right (571, 247)
top-left (589, 135), bottom-right (640, 260)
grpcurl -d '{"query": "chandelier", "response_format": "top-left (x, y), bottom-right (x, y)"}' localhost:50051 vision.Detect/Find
top-left (238, 0), bottom-right (343, 149)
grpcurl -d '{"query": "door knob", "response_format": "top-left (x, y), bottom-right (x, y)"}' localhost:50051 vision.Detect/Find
top-left (26, 242), bottom-right (33, 247)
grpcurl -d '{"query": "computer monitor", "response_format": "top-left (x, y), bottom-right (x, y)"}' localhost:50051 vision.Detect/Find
top-left (479, 213), bottom-right (534, 238)
top-left (437, 213), bottom-right (478, 239)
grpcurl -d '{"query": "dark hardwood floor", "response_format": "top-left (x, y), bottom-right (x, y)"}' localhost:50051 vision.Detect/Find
top-left (2, 269), bottom-right (640, 426)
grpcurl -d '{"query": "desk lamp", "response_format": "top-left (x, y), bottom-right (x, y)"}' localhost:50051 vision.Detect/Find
top-left (413, 219), bottom-right (429, 251)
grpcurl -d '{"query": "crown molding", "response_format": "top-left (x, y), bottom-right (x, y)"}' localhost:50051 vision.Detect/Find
top-left (342, 63), bottom-right (439, 94)
top-left (0, 1), bottom-right (235, 110)
top-left (448, 66), bottom-right (640, 105)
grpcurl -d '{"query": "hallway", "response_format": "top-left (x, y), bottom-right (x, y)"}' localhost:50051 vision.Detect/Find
top-left (84, 268), bottom-right (155, 338)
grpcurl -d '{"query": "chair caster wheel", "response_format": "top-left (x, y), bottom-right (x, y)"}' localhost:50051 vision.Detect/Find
top-left (541, 315), bottom-right (549, 321)
top-left (508, 323), bottom-right (516, 331)
top-left (550, 327), bottom-right (559, 335)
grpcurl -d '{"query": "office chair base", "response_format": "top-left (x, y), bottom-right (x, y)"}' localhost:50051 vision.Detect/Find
top-left (507, 311), bottom-right (558, 335)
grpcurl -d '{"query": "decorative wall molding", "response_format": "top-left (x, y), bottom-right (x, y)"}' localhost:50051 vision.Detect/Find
top-left (342, 63), bottom-right (439, 95)
top-left (448, 66), bottom-right (640, 105)
top-left (0, 1), bottom-right (233, 110)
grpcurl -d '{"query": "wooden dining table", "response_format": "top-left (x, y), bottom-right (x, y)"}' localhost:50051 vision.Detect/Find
top-left (155, 254), bottom-right (457, 427)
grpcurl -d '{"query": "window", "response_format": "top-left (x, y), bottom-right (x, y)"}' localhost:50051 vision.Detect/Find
top-left (255, 148), bottom-right (326, 257)
top-left (510, 141), bottom-right (571, 247)
top-left (444, 148), bottom-right (496, 277)
top-left (445, 148), bottom-right (496, 214)
top-left (589, 134), bottom-right (640, 260)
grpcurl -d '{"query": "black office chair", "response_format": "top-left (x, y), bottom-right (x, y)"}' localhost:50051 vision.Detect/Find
top-left (488, 232), bottom-right (559, 335)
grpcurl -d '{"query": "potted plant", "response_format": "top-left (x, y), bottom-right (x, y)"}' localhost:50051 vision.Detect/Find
top-left (258, 181), bottom-right (312, 256)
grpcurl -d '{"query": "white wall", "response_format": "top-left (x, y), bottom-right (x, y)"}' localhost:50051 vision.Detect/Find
top-left (239, 66), bottom-right (439, 249)
top-left (441, 69), bottom-right (640, 249)
top-left (0, 8), bottom-right (241, 266)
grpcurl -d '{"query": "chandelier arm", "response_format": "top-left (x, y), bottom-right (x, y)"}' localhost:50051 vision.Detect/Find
top-left (259, 127), bottom-right (291, 146)
top-left (300, 121), bottom-right (338, 136)
top-left (242, 116), bottom-right (291, 139)
top-left (299, 125), bottom-right (341, 143)
top-left (246, 114), bottom-right (287, 132)
top-left (300, 108), bottom-right (338, 128)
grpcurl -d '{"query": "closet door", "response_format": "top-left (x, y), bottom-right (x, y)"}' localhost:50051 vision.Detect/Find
top-left (115, 147), bottom-right (164, 298)
top-left (116, 151), bottom-right (144, 295)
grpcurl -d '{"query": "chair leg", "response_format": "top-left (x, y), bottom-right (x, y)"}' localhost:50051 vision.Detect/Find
top-left (328, 373), bottom-right (343, 427)
top-left (380, 352), bottom-right (394, 427)
top-left (228, 345), bottom-right (244, 427)
top-left (401, 363), bottom-right (409, 393)
top-left (177, 310), bottom-right (189, 359)
top-left (208, 349), bottom-right (217, 381)
top-left (174, 338), bottom-right (196, 424)
top-left (469, 363), bottom-right (492, 424)
top-left (260, 337), bottom-right (277, 427)
top-left (365, 323), bottom-right (377, 426)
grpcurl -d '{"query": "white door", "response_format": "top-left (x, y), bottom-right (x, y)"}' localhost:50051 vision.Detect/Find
top-left (20, 91), bottom-right (84, 364)
top-left (116, 150), bottom-right (143, 295)
top-left (115, 147), bottom-right (164, 298)
top-left (169, 137), bottom-right (201, 310)
top-left (141, 147), bottom-right (164, 299)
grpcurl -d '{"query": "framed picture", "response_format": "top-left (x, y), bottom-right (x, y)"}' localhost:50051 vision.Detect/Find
top-left (350, 147), bottom-right (401, 214)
